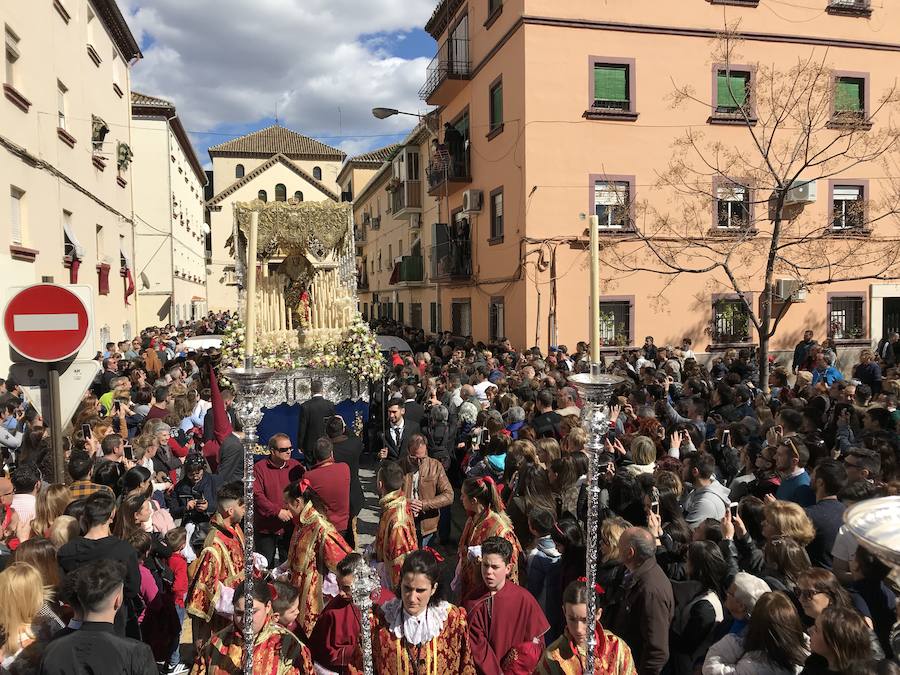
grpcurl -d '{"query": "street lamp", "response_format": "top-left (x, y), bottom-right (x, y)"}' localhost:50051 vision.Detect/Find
top-left (371, 107), bottom-right (423, 120)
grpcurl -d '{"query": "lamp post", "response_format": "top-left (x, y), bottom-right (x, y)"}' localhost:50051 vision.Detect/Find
top-left (371, 107), bottom-right (424, 120)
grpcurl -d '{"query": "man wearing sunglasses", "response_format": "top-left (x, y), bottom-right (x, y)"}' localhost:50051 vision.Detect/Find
top-left (253, 433), bottom-right (303, 568)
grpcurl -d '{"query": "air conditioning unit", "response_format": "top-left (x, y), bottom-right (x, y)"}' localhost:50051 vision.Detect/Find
top-left (409, 213), bottom-right (421, 230)
top-left (462, 189), bottom-right (483, 213)
top-left (785, 180), bottom-right (817, 205)
top-left (776, 279), bottom-right (808, 302)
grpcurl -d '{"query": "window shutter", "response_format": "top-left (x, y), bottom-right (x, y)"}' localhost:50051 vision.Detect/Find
top-left (595, 181), bottom-right (628, 206)
top-left (717, 73), bottom-right (747, 108)
top-left (833, 186), bottom-right (862, 200)
top-left (594, 65), bottom-right (627, 102)
top-left (835, 78), bottom-right (862, 111)
top-left (491, 84), bottom-right (503, 126)
top-left (716, 184), bottom-right (746, 202)
top-left (10, 191), bottom-right (22, 245)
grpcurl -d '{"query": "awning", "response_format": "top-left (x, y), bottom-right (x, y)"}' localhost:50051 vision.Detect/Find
top-left (120, 245), bottom-right (133, 270)
top-left (63, 220), bottom-right (85, 259)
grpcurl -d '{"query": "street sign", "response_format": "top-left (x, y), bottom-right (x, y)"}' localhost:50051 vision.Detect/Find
top-left (9, 360), bottom-right (101, 426)
top-left (3, 284), bottom-right (90, 362)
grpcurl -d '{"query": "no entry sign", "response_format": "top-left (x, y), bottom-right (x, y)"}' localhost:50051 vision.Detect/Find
top-left (3, 284), bottom-right (90, 362)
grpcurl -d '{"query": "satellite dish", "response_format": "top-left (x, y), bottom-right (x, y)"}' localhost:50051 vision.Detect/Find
top-left (140, 272), bottom-right (150, 289)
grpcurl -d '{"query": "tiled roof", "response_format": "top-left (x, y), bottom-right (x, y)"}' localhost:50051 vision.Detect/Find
top-left (351, 143), bottom-right (402, 165)
top-left (208, 125), bottom-right (345, 159)
top-left (424, 0), bottom-right (466, 38)
top-left (206, 153), bottom-right (339, 205)
top-left (94, 0), bottom-right (142, 61)
top-left (131, 91), bottom-right (173, 108)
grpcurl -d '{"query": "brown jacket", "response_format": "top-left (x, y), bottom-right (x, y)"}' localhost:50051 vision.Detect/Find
top-left (400, 456), bottom-right (453, 536)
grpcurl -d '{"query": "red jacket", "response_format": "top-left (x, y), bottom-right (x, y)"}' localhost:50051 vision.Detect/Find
top-left (305, 458), bottom-right (351, 533)
top-left (253, 456), bottom-right (303, 535)
top-left (167, 552), bottom-right (188, 607)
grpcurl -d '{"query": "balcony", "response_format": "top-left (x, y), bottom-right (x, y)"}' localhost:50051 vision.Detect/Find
top-left (427, 150), bottom-right (471, 196)
top-left (354, 224), bottom-right (367, 242)
top-left (430, 240), bottom-right (471, 282)
top-left (371, 215), bottom-right (381, 230)
top-left (419, 38), bottom-right (471, 105)
top-left (389, 180), bottom-right (423, 219)
top-left (391, 255), bottom-right (424, 287)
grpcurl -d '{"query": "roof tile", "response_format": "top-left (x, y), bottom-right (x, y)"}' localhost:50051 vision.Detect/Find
top-left (208, 125), bottom-right (345, 158)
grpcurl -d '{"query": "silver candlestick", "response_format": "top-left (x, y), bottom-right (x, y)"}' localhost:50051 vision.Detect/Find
top-left (224, 364), bottom-right (277, 675)
top-left (568, 366), bottom-right (624, 674)
top-left (349, 557), bottom-right (380, 675)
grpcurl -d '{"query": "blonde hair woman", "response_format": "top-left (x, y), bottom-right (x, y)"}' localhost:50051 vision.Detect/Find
top-left (0, 562), bottom-right (47, 669)
top-left (535, 437), bottom-right (561, 468)
top-left (47, 515), bottom-right (79, 549)
top-left (624, 435), bottom-right (657, 476)
top-left (597, 515), bottom-right (630, 595)
top-left (31, 484), bottom-right (72, 540)
top-left (763, 500), bottom-right (816, 547)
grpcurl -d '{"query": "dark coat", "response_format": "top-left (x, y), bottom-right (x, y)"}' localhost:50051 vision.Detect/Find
top-left (381, 419), bottom-right (421, 461)
top-left (403, 400), bottom-right (427, 429)
top-left (298, 395), bottom-right (336, 457)
top-left (607, 558), bottom-right (674, 675)
top-left (216, 434), bottom-right (244, 485)
top-left (38, 622), bottom-right (158, 675)
top-left (532, 410), bottom-right (562, 439)
top-left (331, 434), bottom-right (364, 518)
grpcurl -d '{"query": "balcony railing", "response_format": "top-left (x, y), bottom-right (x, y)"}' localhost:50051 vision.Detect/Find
top-left (354, 225), bottom-right (367, 242)
top-left (427, 149), bottom-right (471, 196)
top-left (371, 215), bottom-right (381, 230)
top-left (394, 255), bottom-right (424, 285)
top-left (389, 180), bottom-right (423, 215)
top-left (419, 37), bottom-right (471, 102)
top-left (430, 240), bottom-right (471, 281)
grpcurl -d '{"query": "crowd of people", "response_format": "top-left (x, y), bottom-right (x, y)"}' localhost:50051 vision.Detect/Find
top-left (0, 311), bottom-right (898, 675)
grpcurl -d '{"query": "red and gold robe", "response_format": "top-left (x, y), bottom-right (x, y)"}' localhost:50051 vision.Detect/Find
top-left (363, 599), bottom-right (476, 675)
top-left (189, 616), bottom-right (313, 674)
top-left (464, 581), bottom-right (549, 675)
top-left (457, 509), bottom-right (522, 604)
top-left (309, 588), bottom-right (395, 674)
top-left (186, 513), bottom-right (245, 623)
top-left (535, 625), bottom-right (637, 675)
top-left (287, 500), bottom-right (352, 637)
top-left (375, 490), bottom-right (418, 588)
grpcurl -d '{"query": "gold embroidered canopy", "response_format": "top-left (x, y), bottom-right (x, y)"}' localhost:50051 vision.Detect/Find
top-left (234, 199), bottom-right (353, 260)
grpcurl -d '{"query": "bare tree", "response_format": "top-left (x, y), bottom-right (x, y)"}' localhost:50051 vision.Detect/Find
top-left (600, 30), bottom-right (900, 389)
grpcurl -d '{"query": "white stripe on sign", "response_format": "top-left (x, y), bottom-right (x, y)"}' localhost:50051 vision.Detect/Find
top-left (13, 313), bottom-right (79, 332)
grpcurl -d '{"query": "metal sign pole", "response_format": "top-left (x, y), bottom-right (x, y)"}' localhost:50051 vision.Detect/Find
top-left (49, 364), bottom-right (65, 483)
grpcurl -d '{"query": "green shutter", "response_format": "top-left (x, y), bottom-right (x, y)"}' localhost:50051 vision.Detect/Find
top-left (835, 78), bottom-right (863, 112)
top-left (717, 72), bottom-right (747, 109)
top-left (491, 83), bottom-right (503, 127)
top-left (594, 65), bottom-right (627, 102)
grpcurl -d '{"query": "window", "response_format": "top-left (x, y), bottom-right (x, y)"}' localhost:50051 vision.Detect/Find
top-left (716, 183), bottom-right (750, 229)
top-left (313, 166), bottom-right (322, 181)
top-left (593, 63), bottom-right (630, 111)
top-left (235, 164), bottom-right (245, 178)
top-left (86, 7), bottom-right (95, 46)
top-left (398, 302), bottom-right (405, 324)
top-left (715, 69), bottom-right (751, 114)
top-left (489, 297), bottom-right (505, 342)
top-left (410, 303), bottom-right (423, 330)
top-left (5, 27), bottom-right (20, 87)
top-left (490, 188), bottom-right (503, 240)
top-left (488, 0), bottom-right (502, 15)
top-left (275, 183), bottom-right (286, 201)
top-left (489, 78), bottom-right (503, 135)
top-left (57, 80), bottom-right (68, 130)
top-left (95, 224), bottom-right (104, 261)
top-left (452, 300), bottom-right (471, 336)
top-left (112, 51), bottom-right (121, 89)
top-left (257, 190), bottom-right (267, 202)
top-left (832, 184), bottom-right (865, 230)
top-left (834, 75), bottom-right (865, 120)
top-left (712, 298), bottom-right (751, 343)
top-left (599, 300), bottom-right (632, 346)
top-left (63, 210), bottom-right (73, 255)
top-left (10, 186), bottom-right (24, 244)
top-left (430, 302), bottom-right (442, 333)
top-left (594, 180), bottom-right (631, 229)
top-left (294, 191), bottom-right (303, 201)
top-left (829, 295), bottom-right (865, 339)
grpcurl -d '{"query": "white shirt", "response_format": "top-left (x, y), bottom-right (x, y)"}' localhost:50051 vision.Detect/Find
top-left (11, 493), bottom-right (36, 525)
top-left (473, 380), bottom-right (494, 402)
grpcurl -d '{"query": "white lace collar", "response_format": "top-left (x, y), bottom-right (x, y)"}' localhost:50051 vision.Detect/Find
top-left (383, 598), bottom-right (451, 646)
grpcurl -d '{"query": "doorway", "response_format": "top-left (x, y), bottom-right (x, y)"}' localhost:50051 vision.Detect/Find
top-left (884, 297), bottom-right (900, 337)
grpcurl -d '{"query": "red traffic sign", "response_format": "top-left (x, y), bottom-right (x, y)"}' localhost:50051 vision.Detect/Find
top-left (3, 285), bottom-right (90, 362)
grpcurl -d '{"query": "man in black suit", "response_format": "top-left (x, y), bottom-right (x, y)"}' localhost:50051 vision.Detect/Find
top-left (401, 384), bottom-right (427, 429)
top-left (326, 415), bottom-right (364, 547)
top-left (298, 379), bottom-right (335, 462)
top-left (531, 388), bottom-right (562, 439)
top-left (378, 397), bottom-right (421, 461)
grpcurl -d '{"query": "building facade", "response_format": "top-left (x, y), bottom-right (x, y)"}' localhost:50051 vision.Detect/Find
top-left (131, 92), bottom-right (208, 328)
top-left (0, 0), bottom-right (141, 369)
top-left (205, 125), bottom-right (345, 311)
top-left (339, 134), bottom-right (446, 334)
top-left (410, 0), bottom-right (900, 361)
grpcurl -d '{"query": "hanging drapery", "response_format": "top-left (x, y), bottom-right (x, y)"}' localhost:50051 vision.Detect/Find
top-left (120, 246), bottom-right (135, 305)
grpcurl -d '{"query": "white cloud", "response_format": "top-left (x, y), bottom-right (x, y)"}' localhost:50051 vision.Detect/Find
top-left (122, 0), bottom-right (435, 155)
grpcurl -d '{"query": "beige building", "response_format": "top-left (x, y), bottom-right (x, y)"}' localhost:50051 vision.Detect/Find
top-left (205, 125), bottom-right (345, 310)
top-left (131, 92), bottom-right (208, 328)
top-left (341, 125), bottom-right (445, 332)
top-left (0, 0), bottom-right (141, 367)
top-left (405, 0), bottom-right (900, 361)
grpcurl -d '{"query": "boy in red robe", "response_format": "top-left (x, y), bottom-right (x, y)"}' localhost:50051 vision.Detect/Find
top-left (186, 481), bottom-right (246, 648)
top-left (464, 536), bottom-right (550, 675)
top-left (374, 461), bottom-right (418, 588)
top-left (309, 553), bottom-right (395, 674)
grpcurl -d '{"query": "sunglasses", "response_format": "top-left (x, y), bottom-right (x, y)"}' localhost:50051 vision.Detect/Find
top-left (274, 446), bottom-right (293, 453)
